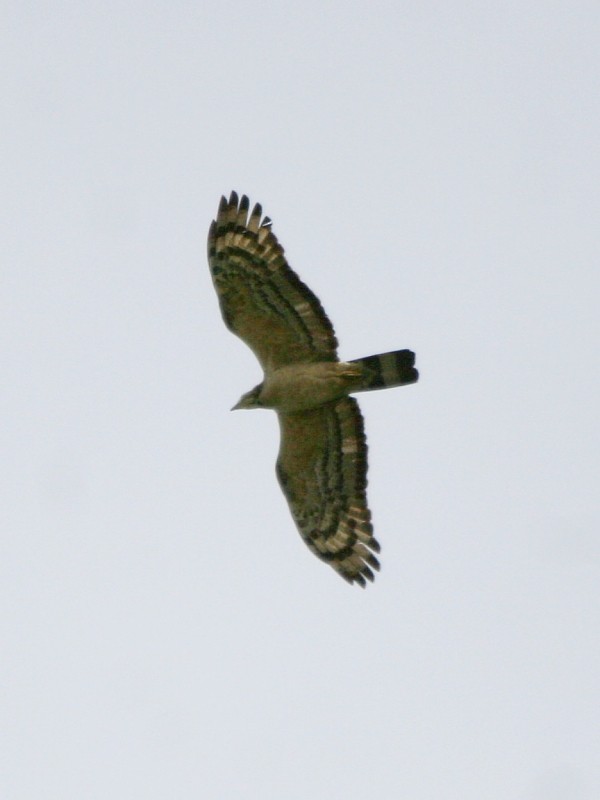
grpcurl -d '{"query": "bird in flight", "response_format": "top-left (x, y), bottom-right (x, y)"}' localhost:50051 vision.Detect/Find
top-left (207, 192), bottom-right (418, 587)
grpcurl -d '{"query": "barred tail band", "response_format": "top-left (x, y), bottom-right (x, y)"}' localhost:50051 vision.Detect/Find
top-left (350, 349), bottom-right (418, 391)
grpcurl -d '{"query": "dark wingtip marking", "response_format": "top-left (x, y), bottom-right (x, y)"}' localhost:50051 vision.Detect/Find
top-left (229, 190), bottom-right (239, 207)
top-left (262, 216), bottom-right (272, 227)
top-left (367, 553), bottom-right (381, 571)
top-left (362, 565), bottom-right (375, 583)
top-left (239, 194), bottom-right (249, 213)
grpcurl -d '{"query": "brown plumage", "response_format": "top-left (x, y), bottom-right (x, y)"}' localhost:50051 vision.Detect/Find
top-left (207, 192), bottom-right (418, 587)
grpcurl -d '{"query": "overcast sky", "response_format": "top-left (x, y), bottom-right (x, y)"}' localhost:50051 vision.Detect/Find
top-left (2, 3), bottom-right (599, 798)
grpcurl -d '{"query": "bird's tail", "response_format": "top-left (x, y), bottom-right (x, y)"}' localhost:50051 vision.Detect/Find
top-left (349, 349), bottom-right (418, 392)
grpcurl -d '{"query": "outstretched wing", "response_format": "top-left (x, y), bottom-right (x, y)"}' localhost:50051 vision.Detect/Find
top-left (276, 397), bottom-right (380, 586)
top-left (207, 192), bottom-right (338, 369)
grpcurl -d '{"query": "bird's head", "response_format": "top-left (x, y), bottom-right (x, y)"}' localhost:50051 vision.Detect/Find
top-left (231, 384), bottom-right (264, 410)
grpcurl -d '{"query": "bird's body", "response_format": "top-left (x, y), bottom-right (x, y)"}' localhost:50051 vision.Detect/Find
top-left (236, 361), bottom-right (363, 412)
top-left (207, 192), bottom-right (418, 587)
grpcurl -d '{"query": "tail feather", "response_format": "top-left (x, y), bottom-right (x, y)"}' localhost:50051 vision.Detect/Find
top-left (349, 349), bottom-right (418, 392)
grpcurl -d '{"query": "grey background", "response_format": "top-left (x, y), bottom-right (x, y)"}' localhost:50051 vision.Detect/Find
top-left (2, 3), bottom-right (599, 798)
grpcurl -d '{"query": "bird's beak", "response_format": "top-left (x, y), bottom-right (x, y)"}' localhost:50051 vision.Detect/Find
top-left (231, 399), bottom-right (244, 411)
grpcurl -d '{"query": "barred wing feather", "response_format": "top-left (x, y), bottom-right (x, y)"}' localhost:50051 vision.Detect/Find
top-left (276, 397), bottom-right (380, 587)
top-left (207, 192), bottom-right (338, 369)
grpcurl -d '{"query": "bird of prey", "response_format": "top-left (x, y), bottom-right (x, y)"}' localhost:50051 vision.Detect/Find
top-left (207, 192), bottom-right (418, 587)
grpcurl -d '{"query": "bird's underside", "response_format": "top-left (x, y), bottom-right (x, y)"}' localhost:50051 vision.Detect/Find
top-left (207, 191), bottom-right (418, 587)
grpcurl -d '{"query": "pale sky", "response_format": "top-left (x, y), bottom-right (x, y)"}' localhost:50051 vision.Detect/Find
top-left (2, 3), bottom-right (599, 798)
